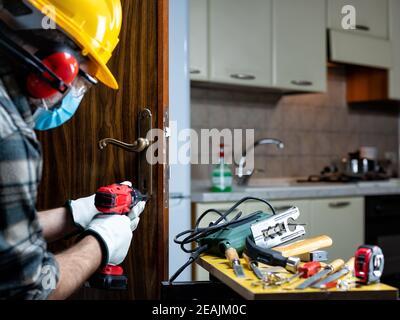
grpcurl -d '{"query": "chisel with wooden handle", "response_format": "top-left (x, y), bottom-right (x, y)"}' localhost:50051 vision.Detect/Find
top-left (312, 257), bottom-right (355, 289)
top-left (225, 247), bottom-right (245, 278)
top-left (296, 259), bottom-right (345, 290)
top-left (274, 235), bottom-right (333, 257)
top-left (243, 253), bottom-right (264, 280)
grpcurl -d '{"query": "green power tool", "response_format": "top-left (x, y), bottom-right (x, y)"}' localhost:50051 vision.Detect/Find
top-left (198, 211), bottom-right (271, 256)
top-left (169, 197), bottom-right (277, 282)
top-left (198, 211), bottom-right (272, 277)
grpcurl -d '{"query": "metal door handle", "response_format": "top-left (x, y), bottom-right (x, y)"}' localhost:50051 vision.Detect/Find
top-left (98, 137), bottom-right (150, 152)
top-left (98, 109), bottom-right (153, 153)
top-left (98, 108), bottom-right (153, 196)
top-left (230, 73), bottom-right (256, 80)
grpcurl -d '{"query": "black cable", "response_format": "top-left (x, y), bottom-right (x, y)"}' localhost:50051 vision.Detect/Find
top-left (169, 197), bottom-right (276, 282)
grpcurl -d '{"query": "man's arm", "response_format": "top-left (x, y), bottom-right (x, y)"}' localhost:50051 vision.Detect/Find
top-left (38, 207), bottom-right (78, 242)
top-left (48, 235), bottom-right (102, 300)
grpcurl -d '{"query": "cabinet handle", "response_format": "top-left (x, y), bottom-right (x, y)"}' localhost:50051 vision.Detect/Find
top-left (291, 80), bottom-right (313, 86)
top-left (190, 68), bottom-right (201, 74)
top-left (355, 24), bottom-right (370, 32)
top-left (328, 201), bottom-right (351, 209)
top-left (230, 73), bottom-right (256, 80)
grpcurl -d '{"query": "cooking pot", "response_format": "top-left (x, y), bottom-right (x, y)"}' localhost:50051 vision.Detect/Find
top-left (341, 151), bottom-right (377, 176)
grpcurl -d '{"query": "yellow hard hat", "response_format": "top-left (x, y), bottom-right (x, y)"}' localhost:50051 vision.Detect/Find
top-left (27, 0), bottom-right (122, 89)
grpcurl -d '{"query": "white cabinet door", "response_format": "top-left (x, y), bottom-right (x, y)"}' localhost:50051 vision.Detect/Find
top-left (327, 0), bottom-right (389, 39)
top-left (389, 0), bottom-right (400, 100)
top-left (272, 0), bottom-right (326, 92)
top-left (310, 197), bottom-right (364, 261)
top-left (209, 0), bottom-right (272, 87)
top-left (189, 0), bottom-right (208, 81)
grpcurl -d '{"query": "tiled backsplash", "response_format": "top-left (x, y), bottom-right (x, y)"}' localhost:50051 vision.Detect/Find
top-left (191, 68), bottom-right (399, 180)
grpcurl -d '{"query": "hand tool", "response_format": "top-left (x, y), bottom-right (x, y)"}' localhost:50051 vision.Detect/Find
top-left (225, 247), bottom-right (245, 278)
top-left (297, 250), bottom-right (328, 262)
top-left (312, 257), bottom-right (355, 289)
top-left (355, 245), bottom-right (384, 284)
top-left (88, 182), bottom-right (148, 290)
top-left (273, 235), bottom-right (332, 257)
top-left (251, 206), bottom-right (305, 249)
top-left (245, 236), bottom-right (300, 273)
top-left (296, 259), bottom-right (345, 290)
top-left (243, 253), bottom-right (264, 280)
top-left (284, 261), bottom-right (322, 284)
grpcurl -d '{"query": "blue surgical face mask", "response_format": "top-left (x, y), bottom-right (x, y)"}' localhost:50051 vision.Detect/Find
top-left (31, 78), bottom-right (89, 131)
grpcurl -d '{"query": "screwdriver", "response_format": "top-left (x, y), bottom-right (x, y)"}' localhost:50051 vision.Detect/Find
top-left (285, 261), bottom-right (321, 284)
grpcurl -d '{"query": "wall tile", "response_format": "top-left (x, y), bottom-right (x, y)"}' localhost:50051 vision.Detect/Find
top-left (191, 101), bottom-right (210, 128)
top-left (191, 75), bottom-right (399, 179)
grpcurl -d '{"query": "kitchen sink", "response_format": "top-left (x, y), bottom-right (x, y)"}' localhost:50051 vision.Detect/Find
top-left (238, 178), bottom-right (298, 191)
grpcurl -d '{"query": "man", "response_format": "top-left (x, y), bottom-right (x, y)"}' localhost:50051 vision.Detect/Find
top-left (0, 0), bottom-right (145, 299)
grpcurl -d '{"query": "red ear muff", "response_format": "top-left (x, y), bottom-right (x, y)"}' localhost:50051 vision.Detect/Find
top-left (26, 52), bottom-right (79, 99)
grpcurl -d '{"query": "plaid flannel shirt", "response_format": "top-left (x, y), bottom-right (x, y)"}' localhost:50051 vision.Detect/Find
top-left (0, 58), bottom-right (59, 299)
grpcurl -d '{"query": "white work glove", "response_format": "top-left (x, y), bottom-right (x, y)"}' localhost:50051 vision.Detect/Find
top-left (68, 181), bottom-right (145, 231)
top-left (85, 214), bottom-right (133, 266)
top-left (67, 194), bottom-right (97, 230)
top-left (128, 200), bottom-right (146, 232)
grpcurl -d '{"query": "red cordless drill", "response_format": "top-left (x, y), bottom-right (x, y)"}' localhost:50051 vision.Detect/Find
top-left (88, 183), bottom-right (148, 290)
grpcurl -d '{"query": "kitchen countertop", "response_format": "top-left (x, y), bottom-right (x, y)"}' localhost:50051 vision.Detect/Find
top-left (191, 178), bottom-right (400, 202)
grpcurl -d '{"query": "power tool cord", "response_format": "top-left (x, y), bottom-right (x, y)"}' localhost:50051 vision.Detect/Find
top-left (169, 197), bottom-right (276, 282)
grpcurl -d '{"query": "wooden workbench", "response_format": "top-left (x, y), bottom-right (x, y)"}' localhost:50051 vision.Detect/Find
top-left (197, 255), bottom-right (399, 300)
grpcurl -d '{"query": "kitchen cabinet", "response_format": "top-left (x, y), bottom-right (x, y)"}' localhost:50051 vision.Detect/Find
top-left (327, 0), bottom-right (389, 39)
top-left (190, 0), bottom-right (327, 92)
top-left (309, 197), bottom-right (364, 261)
top-left (272, 0), bottom-right (326, 92)
top-left (192, 197), bottom-right (364, 280)
top-left (208, 0), bottom-right (273, 87)
top-left (328, 0), bottom-right (392, 69)
top-left (343, 0), bottom-right (400, 103)
top-left (189, 0), bottom-right (208, 81)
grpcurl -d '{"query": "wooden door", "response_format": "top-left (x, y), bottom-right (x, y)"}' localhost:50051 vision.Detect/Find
top-left (36, 0), bottom-right (169, 300)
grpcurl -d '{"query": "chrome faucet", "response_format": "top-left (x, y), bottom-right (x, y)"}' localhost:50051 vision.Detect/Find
top-left (236, 138), bottom-right (285, 186)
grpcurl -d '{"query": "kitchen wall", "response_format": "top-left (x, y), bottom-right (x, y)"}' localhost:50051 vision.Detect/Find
top-left (191, 67), bottom-right (399, 180)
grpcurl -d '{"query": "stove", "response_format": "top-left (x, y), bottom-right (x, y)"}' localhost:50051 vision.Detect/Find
top-left (297, 172), bottom-right (390, 184)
